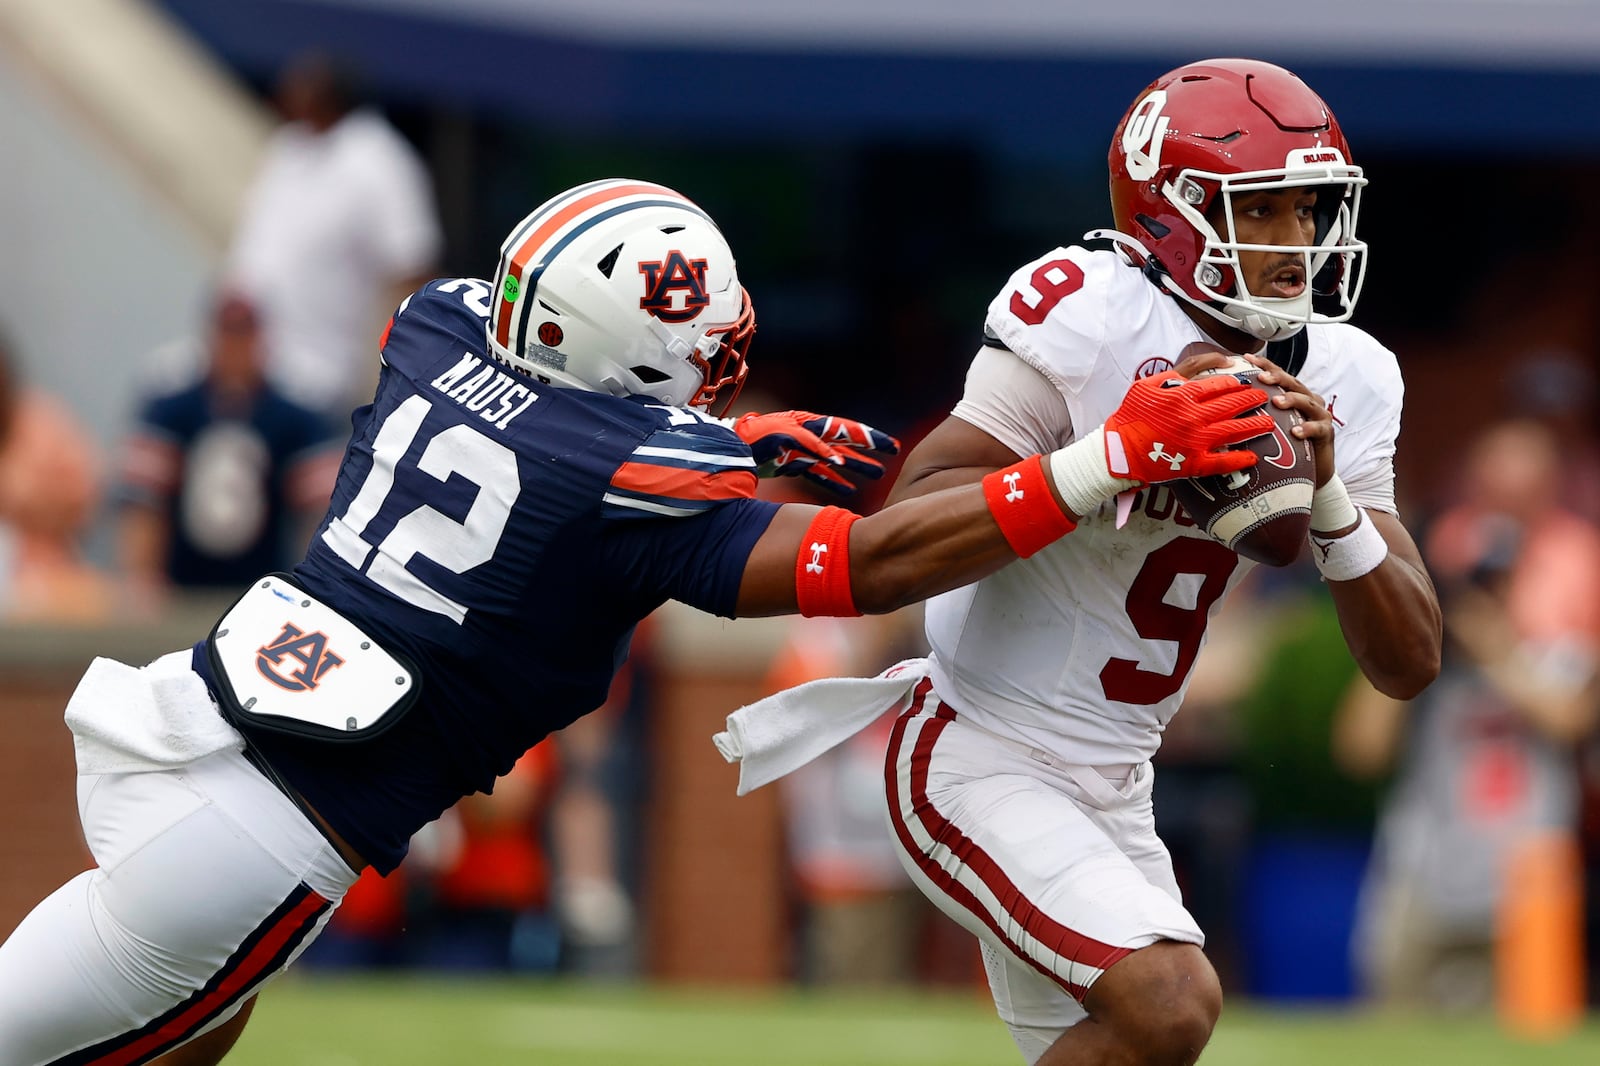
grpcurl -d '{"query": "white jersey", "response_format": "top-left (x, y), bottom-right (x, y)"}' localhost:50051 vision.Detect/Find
top-left (925, 245), bottom-right (1404, 766)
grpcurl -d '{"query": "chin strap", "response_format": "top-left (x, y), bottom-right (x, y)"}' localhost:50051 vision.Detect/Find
top-left (1237, 293), bottom-right (1313, 342)
top-left (1083, 228), bottom-right (1152, 267)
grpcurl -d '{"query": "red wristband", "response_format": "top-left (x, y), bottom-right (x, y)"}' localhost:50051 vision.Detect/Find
top-left (982, 455), bottom-right (1077, 558)
top-left (794, 506), bottom-right (861, 617)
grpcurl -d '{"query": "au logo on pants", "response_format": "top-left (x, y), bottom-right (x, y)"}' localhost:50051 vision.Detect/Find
top-left (256, 623), bottom-right (345, 692)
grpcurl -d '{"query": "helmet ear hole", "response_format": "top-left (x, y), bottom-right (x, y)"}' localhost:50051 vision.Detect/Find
top-left (1134, 213), bottom-right (1171, 239)
top-left (630, 365), bottom-right (672, 384)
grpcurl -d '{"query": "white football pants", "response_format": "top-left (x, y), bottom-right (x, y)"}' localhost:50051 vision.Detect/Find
top-left (884, 680), bottom-right (1204, 1065)
top-left (0, 748), bottom-right (356, 1065)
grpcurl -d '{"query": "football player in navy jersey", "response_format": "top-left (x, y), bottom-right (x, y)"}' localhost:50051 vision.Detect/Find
top-left (0, 178), bottom-right (1276, 1065)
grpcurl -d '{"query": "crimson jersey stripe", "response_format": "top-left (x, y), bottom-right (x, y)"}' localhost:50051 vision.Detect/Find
top-left (52, 885), bottom-right (331, 1066)
top-left (884, 681), bottom-right (1132, 1001)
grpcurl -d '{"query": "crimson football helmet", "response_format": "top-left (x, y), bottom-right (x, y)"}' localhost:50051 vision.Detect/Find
top-left (487, 178), bottom-right (753, 414)
top-left (1095, 58), bottom-right (1367, 342)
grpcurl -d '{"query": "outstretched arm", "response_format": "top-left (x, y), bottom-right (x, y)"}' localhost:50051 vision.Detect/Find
top-left (886, 414), bottom-right (1027, 503)
top-left (735, 356), bottom-right (1273, 617)
top-left (735, 477), bottom-right (1046, 615)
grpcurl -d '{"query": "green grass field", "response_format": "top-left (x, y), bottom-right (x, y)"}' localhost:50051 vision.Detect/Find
top-left (228, 976), bottom-right (1600, 1065)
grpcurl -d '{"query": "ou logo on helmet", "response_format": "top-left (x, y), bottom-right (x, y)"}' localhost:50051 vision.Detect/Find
top-left (1122, 90), bottom-right (1170, 182)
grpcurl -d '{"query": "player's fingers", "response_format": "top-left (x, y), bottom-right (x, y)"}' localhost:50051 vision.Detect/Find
top-left (1272, 390), bottom-right (1326, 418)
top-left (804, 417), bottom-right (901, 458)
top-left (859, 426), bottom-right (902, 456)
top-left (1293, 417), bottom-right (1335, 441)
top-left (831, 452), bottom-right (887, 479)
top-left (1209, 412), bottom-right (1275, 448)
top-left (1196, 384), bottom-right (1272, 422)
top-left (801, 462), bottom-right (859, 494)
top-left (1173, 349), bottom-right (1240, 378)
top-left (1194, 448), bottom-right (1260, 477)
top-left (777, 427), bottom-right (838, 465)
top-left (1254, 367), bottom-right (1314, 400)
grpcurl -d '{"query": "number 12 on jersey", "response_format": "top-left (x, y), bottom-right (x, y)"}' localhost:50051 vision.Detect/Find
top-left (321, 395), bottom-right (521, 624)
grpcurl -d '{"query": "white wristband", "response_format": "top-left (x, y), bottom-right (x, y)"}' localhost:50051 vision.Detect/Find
top-left (1046, 427), bottom-right (1141, 519)
top-left (1309, 509), bottom-right (1388, 581)
top-left (1310, 474), bottom-right (1359, 534)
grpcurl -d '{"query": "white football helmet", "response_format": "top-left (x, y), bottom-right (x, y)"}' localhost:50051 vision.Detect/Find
top-left (487, 178), bottom-right (753, 413)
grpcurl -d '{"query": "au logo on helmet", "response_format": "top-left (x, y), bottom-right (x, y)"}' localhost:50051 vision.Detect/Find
top-left (638, 250), bottom-right (710, 323)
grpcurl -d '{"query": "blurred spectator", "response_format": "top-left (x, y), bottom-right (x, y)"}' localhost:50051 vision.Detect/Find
top-left (306, 741), bottom-right (561, 973)
top-left (1511, 348), bottom-right (1600, 524)
top-left (116, 290), bottom-right (341, 602)
top-left (0, 328), bottom-right (113, 623)
top-left (548, 640), bottom-right (651, 975)
top-left (1335, 419), bottom-right (1600, 1013)
top-left (411, 741), bottom-right (562, 972)
top-left (735, 433), bottom-right (936, 987)
top-left (227, 50), bottom-right (442, 422)
top-left (772, 608), bottom-right (927, 986)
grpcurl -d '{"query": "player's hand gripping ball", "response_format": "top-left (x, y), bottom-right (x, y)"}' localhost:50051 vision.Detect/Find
top-left (1170, 357), bottom-right (1314, 566)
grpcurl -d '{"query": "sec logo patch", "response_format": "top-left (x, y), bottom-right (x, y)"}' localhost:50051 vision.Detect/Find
top-left (538, 321), bottom-right (564, 347)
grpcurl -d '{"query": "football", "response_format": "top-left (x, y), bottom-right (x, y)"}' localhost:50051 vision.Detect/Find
top-left (1169, 358), bottom-right (1314, 567)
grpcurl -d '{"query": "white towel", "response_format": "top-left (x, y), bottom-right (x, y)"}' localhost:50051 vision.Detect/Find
top-left (65, 650), bottom-right (245, 775)
top-left (713, 657), bottom-right (931, 796)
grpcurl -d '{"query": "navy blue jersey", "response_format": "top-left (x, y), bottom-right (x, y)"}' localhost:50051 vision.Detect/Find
top-left (119, 382), bottom-right (340, 587)
top-left (196, 278), bottom-right (779, 873)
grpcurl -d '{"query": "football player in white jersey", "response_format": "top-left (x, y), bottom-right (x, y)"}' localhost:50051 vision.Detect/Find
top-left (0, 177), bottom-right (1271, 1066)
top-left (880, 59), bottom-right (1443, 1065)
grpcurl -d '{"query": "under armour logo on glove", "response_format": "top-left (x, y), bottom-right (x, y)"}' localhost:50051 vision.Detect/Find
top-left (1146, 444), bottom-right (1186, 471)
top-left (732, 410), bottom-right (901, 495)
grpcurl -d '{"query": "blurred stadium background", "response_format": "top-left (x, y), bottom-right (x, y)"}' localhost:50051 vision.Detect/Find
top-left (3, 1), bottom-right (1600, 1061)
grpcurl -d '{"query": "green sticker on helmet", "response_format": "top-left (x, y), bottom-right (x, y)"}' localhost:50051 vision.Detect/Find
top-left (502, 276), bottom-right (520, 302)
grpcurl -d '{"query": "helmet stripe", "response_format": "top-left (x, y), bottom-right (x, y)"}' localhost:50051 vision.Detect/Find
top-left (494, 177), bottom-right (628, 263)
top-left (493, 180), bottom-right (683, 349)
top-left (510, 196), bottom-right (715, 360)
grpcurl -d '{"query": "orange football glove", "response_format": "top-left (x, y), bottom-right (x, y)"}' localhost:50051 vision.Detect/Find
top-left (1102, 371), bottom-right (1272, 485)
top-left (732, 410), bottom-right (901, 495)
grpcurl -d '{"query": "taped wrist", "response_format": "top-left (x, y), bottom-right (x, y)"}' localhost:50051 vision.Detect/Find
top-left (1045, 427), bottom-right (1141, 520)
top-left (982, 455), bottom-right (1077, 557)
top-left (1310, 508), bottom-right (1389, 582)
top-left (795, 506), bottom-right (861, 617)
top-left (1311, 474), bottom-right (1360, 534)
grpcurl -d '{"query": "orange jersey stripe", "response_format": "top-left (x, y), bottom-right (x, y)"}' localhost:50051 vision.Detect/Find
top-left (609, 461), bottom-right (757, 502)
top-left (495, 181), bottom-right (677, 348)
